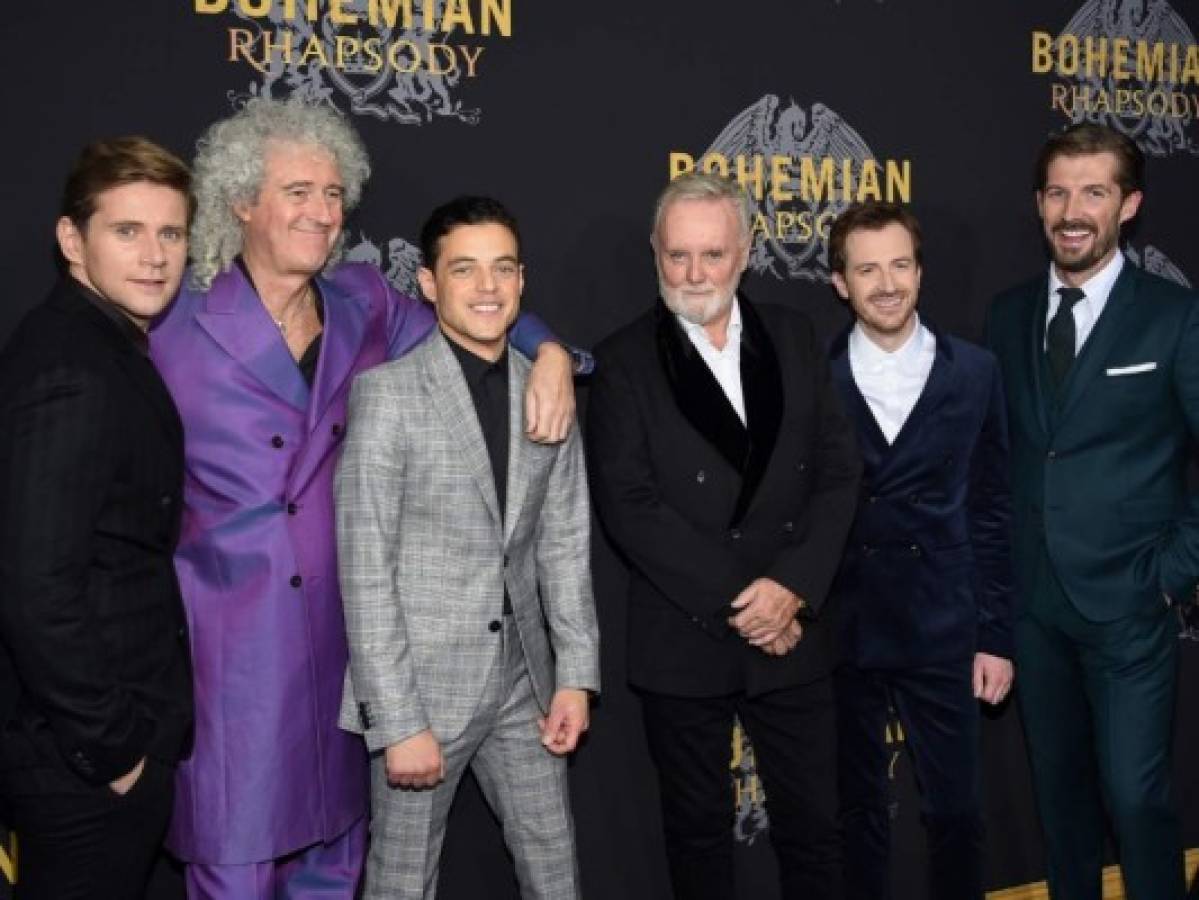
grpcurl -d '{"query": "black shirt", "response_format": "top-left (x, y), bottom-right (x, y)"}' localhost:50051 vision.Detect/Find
top-left (74, 277), bottom-right (150, 356)
top-left (446, 333), bottom-right (512, 614)
top-left (234, 257), bottom-right (325, 386)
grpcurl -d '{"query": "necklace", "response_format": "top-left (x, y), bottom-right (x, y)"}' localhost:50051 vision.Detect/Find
top-left (272, 284), bottom-right (313, 335)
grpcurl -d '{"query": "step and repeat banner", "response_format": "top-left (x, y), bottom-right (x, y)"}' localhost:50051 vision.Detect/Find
top-left (1, 2), bottom-right (1198, 897)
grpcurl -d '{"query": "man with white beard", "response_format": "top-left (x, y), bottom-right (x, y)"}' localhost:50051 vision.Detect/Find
top-left (586, 172), bottom-right (861, 900)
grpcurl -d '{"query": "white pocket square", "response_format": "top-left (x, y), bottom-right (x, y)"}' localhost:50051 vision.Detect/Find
top-left (1105, 362), bottom-right (1157, 376)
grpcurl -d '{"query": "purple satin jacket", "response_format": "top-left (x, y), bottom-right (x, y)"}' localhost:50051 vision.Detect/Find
top-left (150, 263), bottom-right (432, 863)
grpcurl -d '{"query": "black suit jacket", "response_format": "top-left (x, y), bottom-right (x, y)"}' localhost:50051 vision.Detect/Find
top-left (587, 296), bottom-right (861, 698)
top-left (829, 324), bottom-right (1015, 669)
top-left (0, 279), bottom-right (192, 793)
top-left (986, 261), bottom-right (1199, 620)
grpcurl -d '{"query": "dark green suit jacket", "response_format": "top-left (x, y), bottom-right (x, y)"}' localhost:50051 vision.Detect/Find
top-left (986, 259), bottom-right (1199, 621)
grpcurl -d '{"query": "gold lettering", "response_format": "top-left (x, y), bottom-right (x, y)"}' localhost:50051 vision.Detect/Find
top-left (442, 0), bottom-right (474, 34)
top-left (798, 157), bottom-right (835, 202)
top-left (0, 832), bottom-right (14, 886)
top-left (1083, 35), bottom-right (1108, 78)
top-left (669, 153), bottom-right (696, 180)
top-left (1031, 30), bottom-right (1053, 74)
top-left (884, 160), bottom-right (910, 203)
top-left (427, 42), bottom-right (458, 75)
top-left (751, 212), bottom-right (770, 238)
top-left (388, 39), bottom-right (420, 74)
top-left (195, 0), bottom-right (228, 12)
top-left (1093, 90), bottom-right (1112, 113)
top-left (329, 0), bottom-right (357, 25)
top-left (370, 0), bottom-right (413, 29)
top-left (237, 0), bottom-right (271, 16)
top-left (815, 210), bottom-right (835, 241)
top-left (699, 153), bottom-right (730, 177)
top-left (1112, 38), bottom-right (1131, 81)
top-left (1183, 45), bottom-right (1199, 86)
top-left (335, 35), bottom-right (359, 68)
top-left (460, 45), bottom-right (485, 77)
top-left (481, 0), bottom-right (512, 36)
top-left (1146, 90), bottom-right (1168, 116)
top-left (228, 27), bottom-right (268, 74)
top-left (734, 155), bottom-right (765, 201)
top-left (1136, 40), bottom-right (1164, 83)
top-left (770, 155), bottom-right (793, 203)
top-left (856, 159), bottom-right (882, 202)
top-left (1050, 83), bottom-right (1071, 115)
top-left (1058, 34), bottom-right (1079, 76)
top-left (841, 159), bottom-right (854, 202)
top-left (775, 211), bottom-right (796, 237)
top-left (298, 34), bottom-right (329, 67)
top-left (423, 0), bottom-right (436, 31)
top-left (362, 37), bottom-right (384, 72)
top-left (261, 27), bottom-right (293, 64)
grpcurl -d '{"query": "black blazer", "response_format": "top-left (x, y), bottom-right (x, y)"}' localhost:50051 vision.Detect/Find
top-left (587, 296), bottom-right (861, 698)
top-left (829, 324), bottom-right (1015, 669)
top-left (0, 279), bottom-right (192, 793)
top-left (986, 262), bottom-right (1199, 620)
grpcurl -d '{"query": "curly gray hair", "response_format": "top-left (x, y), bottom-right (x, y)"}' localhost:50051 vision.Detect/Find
top-left (188, 98), bottom-right (371, 290)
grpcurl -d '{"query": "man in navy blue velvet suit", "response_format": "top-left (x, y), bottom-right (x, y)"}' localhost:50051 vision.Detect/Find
top-left (827, 203), bottom-right (1015, 900)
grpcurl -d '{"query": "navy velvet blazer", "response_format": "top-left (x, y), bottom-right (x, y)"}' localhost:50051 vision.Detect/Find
top-left (829, 324), bottom-right (1015, 669)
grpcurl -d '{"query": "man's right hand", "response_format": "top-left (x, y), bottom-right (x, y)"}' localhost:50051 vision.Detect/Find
top-left (761, 619), bottom-right (803, 657)
top-left (385, 730), bottom-right (445, 789)
top-left (108, 757), bottom-right (146, 796)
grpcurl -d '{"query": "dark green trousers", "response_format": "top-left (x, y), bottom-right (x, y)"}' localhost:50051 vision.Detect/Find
top-left (1015, 546), bottom-right (1184, 900)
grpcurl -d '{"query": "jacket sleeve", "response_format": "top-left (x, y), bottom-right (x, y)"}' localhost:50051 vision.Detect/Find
top-left (535, 424), bottom-right (601, 693)
top-left (968, 356), bottom-right (1016, 658)
top-left (586, 348), bottom-right (756, 632)
top-left (762, 325), bottom-right (862, 617)
top-left (335, 373), bottom-right (430, 751)
top-left (0, 364), bottom-right (152, 784)
top-left (1157, 298), bottom-right (1199, 601)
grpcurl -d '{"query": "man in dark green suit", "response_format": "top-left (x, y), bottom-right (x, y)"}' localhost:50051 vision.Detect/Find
top-left (986, 123), bottom-right (1197, 899)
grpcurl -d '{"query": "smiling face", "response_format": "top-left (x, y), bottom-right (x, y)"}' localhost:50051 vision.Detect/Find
top-left (418, 221), bottom-right (523, 361)
top-left (55, 181), bottom-right (189, 331)
top-left (831, 220), bottom-right (922, 351)
top-left (653, 196), bottom-right (749, 338)
top-left (1036, 150), bottom-right (1142, 287)
top-left (236, 141), bottom-right (345, 280)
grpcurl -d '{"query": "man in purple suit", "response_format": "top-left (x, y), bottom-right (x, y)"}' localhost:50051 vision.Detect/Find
top-left (150, 98), bottom-right (577, 898)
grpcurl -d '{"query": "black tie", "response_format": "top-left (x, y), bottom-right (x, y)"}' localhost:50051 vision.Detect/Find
top-left (1047, 286), bottom-right (1085, 385)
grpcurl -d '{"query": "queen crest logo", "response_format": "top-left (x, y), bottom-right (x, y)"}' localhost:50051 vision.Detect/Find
top-left (1032, 0), bottom-right (1199, 156)
top-left (199, 0), bottom-right (513, 125)
top-left (731, 719), bottom-right (768, 845)
top-left (669, 95), bottom-right (912, 283)
top-left (1125, 241), bottom-right (1192, 288)
top-left (344, 231), bottom-right (423, 297)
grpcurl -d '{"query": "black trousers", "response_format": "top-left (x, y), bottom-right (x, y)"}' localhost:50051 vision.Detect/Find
top-left (834, 660), bottom-right (983, 900)
top-left (639, 680), bottom-right (841, 900)
top-left (4, 756), bottom-right (174, 900)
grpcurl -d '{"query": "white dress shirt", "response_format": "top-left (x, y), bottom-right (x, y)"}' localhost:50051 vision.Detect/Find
top-left (1045, 250), bottom-right (1126, 353)
top-left (848, 316), bottom-right (936, 444)
top-left (677, 298), bottom-right (745, 425)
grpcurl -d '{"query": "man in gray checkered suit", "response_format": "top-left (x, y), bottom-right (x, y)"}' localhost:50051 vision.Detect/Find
top-left (335, 196), bottom-right (600, 900)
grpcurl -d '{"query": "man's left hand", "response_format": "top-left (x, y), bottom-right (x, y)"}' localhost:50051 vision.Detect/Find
top-left (538, 688), bottom-right (590, 755)
top-left (973, 652), bottom-right (1014, 705)
top-left (525, 343), bottom-right (575, 443)
top-left (729, 578), bottom-right (802, 645)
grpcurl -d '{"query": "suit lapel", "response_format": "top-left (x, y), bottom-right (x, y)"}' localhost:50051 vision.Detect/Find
top-left (654, 300), bottom-right (748, 474)
top-left (731, 296), bottom-right (783, 524)
top-left (193, 267), bottom-right (310, 412)
top-left (502, 351), bottom-right (531, 548)
top-left (306, 273), bottom-right (369, 432)
top-left (1021, 276), bottom-right (1052, 438)
top-left (1057, 262), bottom-right (1139, 424)
top-left (829, 326), bottom-right (889, 468)
top-left (887, 324), bottom-right (952, 458)
top-left (426, 332), bottom-right (502, 533)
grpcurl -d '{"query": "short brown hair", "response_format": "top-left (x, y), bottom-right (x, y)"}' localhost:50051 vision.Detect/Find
top-left (60, 137), bottom-right (192, 231)
top-left (1034, 123), bottom-right (1144, 196)
top-left (828, 202), bottom-right (922, 275)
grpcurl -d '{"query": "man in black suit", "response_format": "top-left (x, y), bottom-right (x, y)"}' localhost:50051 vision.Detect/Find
top-left (587, 172), bottom-right (861, 899)
top-left (826, 202), bottom-right (1014, 900)
top-left (0, 138), bottom-right (194, 899)
top-left (986, 123), bottom-right (1197, 899)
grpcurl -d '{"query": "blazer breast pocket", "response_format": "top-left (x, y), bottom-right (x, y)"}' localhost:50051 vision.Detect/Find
top-left (1102, 361), bottom-right (1165, 417)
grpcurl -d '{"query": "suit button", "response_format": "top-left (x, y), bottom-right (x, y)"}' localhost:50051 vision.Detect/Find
top-left (730, 528), bottom-right (742, 540)
top-left (910, 544), bottom-right (921, 556)
top-left (696, 470), bottom-right (706, 484)
top-left (908, 494), bottom-right (919, 503)
top-left (287, 502), bottom-right (298, 515)
top-left (332, 423), bottom-right (343, 437)
top-left (868, 494), bottom-right (879, 504)
top-left (488, 620), bottom-right (502, 633)
top-left (796, 461), bottom-right (808, 472)
top-left (177, 627), bottom-right (186, 639)
top-left (271, 435), bottom-right (285, 449)
top-left (290, 575), bottom-right (302, 588)
top-left (1047, 450), bottom-right (1057, 461)
top-left (160, 494), bottom-right (172, 507)
top-left (782, 521), bottom-right (794, 533)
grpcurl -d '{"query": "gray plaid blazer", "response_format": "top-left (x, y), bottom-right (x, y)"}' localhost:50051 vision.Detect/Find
top-left (335, 331), bottom-right (599, 750)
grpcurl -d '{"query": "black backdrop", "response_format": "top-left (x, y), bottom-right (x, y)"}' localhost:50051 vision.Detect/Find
top-left (1, 2), bottom-right (1197, 897)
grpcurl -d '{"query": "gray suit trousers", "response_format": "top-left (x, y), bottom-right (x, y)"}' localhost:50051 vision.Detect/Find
top-left (364, 615), bottom-right (580, 900)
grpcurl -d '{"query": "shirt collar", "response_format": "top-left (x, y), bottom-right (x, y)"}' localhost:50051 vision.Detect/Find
top-left (444, 330), bottom-right (508, 386)
top-left (71, 275), bottom-right (149, 355)
top-left (1048, 249), bottom-right (1125, 307)
top-left (849, 313), bottom-right (927, 370)
top-left (676, 297), bottom-right (742, 351)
